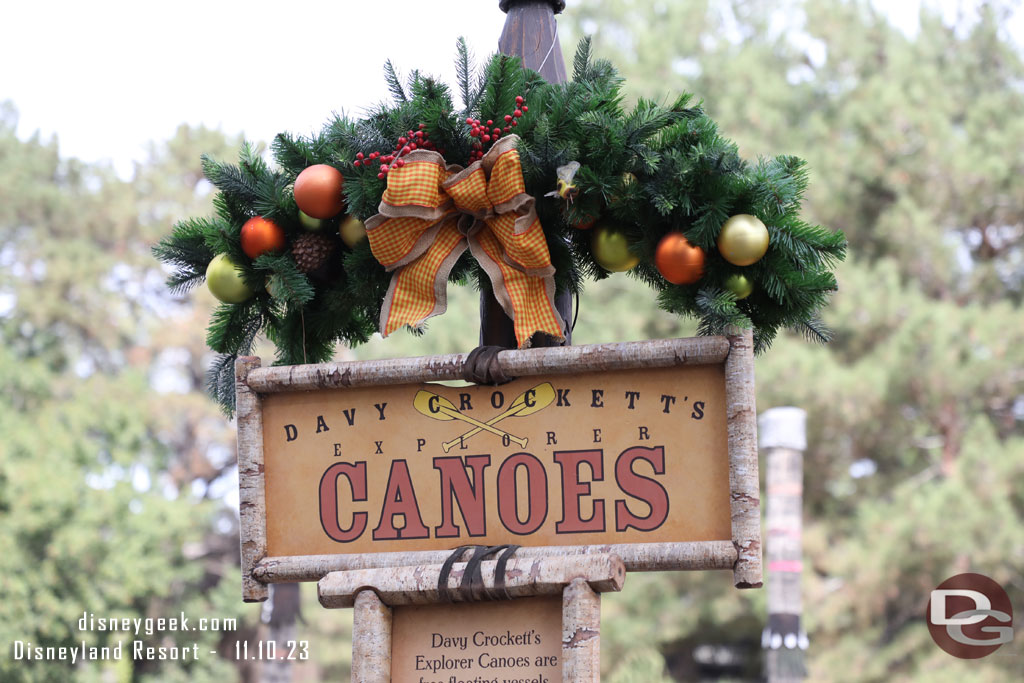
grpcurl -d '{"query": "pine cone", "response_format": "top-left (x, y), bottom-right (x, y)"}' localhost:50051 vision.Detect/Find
top-left (291, 233), bottom-right (335, 274)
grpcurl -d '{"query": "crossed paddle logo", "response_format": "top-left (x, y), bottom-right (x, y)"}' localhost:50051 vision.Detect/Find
top-left (414, 382), bottom-right (555, 453)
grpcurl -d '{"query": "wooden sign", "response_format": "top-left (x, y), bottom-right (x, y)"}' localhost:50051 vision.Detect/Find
top-left (235, 334), bottom-right (761, 602)
top-left (390, 598), bottom-right (562, 683)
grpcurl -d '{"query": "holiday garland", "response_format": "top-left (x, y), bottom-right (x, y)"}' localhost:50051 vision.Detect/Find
top-left (154, 39), bottom-right (846, 413)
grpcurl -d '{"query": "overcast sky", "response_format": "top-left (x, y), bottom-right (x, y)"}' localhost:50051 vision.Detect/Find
top-left (2, 0), bottom-right (1020, 178)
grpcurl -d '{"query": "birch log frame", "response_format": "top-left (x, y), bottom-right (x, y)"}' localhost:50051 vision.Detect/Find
top-left (259, 541), bottom-right (735, 585)
top-left (318, 554), bottom-right (625, 609)
top-left (233, 335), bottom-right (761, 600)
top-left (562, 578), bottom-right (602, 683)
top-left (244, 336), bottom-right (730, 393)
top-left (235, 356), bottom-right (269, 602)
top-left (725, 327), bottom-right (763, 588)
top-left (352, 590), bottom-right (392, 683)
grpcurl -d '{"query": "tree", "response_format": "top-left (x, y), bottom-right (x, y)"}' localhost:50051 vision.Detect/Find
top-left (0, 104), bottom-right (259, 681)
top-left (557, 0), bottom-right (1024, 679)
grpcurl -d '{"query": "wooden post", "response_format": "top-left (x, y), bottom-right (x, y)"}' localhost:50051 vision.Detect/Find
top-left (485, 0), bottom-right (572, 348)
top-left (760, 407), bottom-right (808, 682)
top-left (352, 590), bottom-right (392, 683)
top-left (561, 578), bottom-right (601, 682)
top-left (260, 583), bottom-right (301, 683)
top-left (725, 327), bottom-right (762, 588)
top-left (236, 356), bottom-right (269, 602)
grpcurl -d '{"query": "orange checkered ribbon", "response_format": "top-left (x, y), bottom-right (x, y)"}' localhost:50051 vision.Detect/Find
top-left (365, 135), bottom-right (565, 348)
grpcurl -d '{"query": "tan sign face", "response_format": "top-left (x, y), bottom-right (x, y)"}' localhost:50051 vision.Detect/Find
top-left (390, 598), bottom-right (563, 683)
top-left (261, 364), bottom-right (731, 556)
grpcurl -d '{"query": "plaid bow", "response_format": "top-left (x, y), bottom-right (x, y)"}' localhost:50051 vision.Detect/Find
top-left (365, 135), bottom-right (565, 348)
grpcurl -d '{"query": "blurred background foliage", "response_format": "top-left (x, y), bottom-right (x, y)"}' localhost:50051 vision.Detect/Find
top-left (1, 0), bottom-right (1022, 680)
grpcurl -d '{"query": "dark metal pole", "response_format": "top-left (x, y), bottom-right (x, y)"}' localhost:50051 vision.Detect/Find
top-left (482, 0), bottom-right (572, 348)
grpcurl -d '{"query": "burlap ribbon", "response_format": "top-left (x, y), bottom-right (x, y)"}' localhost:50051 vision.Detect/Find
top-left (365, 135), bottom-right (565, 348)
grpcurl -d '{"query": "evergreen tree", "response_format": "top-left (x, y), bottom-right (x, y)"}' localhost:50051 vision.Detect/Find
top-left (559, 0), bottom-right (1024, 680)
top-left (0, 106), bottom-right (259, 681)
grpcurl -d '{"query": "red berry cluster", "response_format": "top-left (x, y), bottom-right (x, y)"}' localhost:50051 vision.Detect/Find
top-left (465, 95), bottom-right (528, 162)
top-left (354, 124), bottom-right (446, 179)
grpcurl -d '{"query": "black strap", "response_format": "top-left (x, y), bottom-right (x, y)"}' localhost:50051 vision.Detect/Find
top-left (462, 545), bottom-right (498, 602)
top-left (438, 546), bottom-right (474, 603)
top-left (462, 346), bottom-right (515, 386)
top-left (438, 545), bottom-right (521, 602)
top-left (493, 545), bottom-right (520, 600)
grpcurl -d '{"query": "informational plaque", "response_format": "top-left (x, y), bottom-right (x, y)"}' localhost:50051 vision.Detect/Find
top-left (391, 598), bottom-right (563, 683)
top-left (262, 363), bottom-right (729, 556)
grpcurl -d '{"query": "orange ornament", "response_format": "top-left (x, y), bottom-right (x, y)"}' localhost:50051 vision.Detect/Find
top-left (655, 233), bottom-right (705, 285)
top-left (294, 164), bottom-right (345, 219)
top-left (240, 216), bottom-right (286, 259)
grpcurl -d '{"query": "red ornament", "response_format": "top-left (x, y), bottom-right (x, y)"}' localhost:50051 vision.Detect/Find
top-left (514, 109), bottom-right (522, 117)
top-left (515, 95), bottom-right (524, 105)
top-left (654, 233), bottom-right (705, 285)
top-left (240, 216), bottom-right (286, 259)
top-left (522, 105), bottom-right (529, 112)
top-left (571, 213), bottom-right (598, 230)
top-left (294, 164), bottom-right (345, 220)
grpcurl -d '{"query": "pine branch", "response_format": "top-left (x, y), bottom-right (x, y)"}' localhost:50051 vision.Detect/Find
top-left (455, 36), bottom-right (475, 112)
top-left (384, 60), bottom-right (408, 103)
top-left (572, 36), bottom-right (593, 82)
top-left (206, 353), bottom-right (239, 416)
top-left (201, 155), bottom-right (260, 205)
top-left (695, 287), bottom-right (751, 336)
top-left (253, 254), bottom-right (314, 306)
top-left (272, 132), bottom-right (317, 171)
top-left (206, 300), bottom-right (263, 355)
top-left (797, 317), bottom-right (832, 344)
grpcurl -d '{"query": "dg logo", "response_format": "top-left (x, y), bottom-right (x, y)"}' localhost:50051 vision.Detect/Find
top-left (927, 573), bottom-right (1014, 659)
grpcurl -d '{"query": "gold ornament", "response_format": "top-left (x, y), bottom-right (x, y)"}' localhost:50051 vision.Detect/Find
top-left (339, 215), bottom-right (368, 248)
top-left (724, 274), bottom-right (753, 299)
top-left (717, 214), bottom-right (770, 266)
top-left (591, 223), bottom-right (639, 272)
top-left (206, 254), bottom-right (254, 304)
